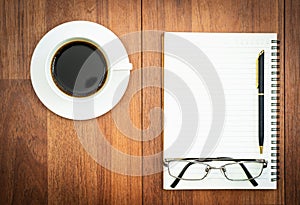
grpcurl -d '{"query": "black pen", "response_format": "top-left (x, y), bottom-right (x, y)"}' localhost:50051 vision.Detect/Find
top-left (257, 50), bottom-right (264, 154)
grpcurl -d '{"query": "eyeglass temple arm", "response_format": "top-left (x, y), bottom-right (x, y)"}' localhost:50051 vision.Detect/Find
top-left (239, 163), bottom-right (258, 187)
top-left (170, 161), bottom-right (258, 188)
top-left (170, 162), bottom-right (194, 188)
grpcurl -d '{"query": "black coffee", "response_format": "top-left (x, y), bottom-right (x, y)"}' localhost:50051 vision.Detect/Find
top-left (51, 41), bottom-right (107, 97)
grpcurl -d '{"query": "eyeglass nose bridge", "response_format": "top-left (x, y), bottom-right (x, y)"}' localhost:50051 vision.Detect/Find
top-left (205, 165), bottom-right (226, 172)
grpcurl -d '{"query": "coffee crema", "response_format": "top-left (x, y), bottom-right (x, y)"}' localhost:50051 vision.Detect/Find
top-left (51, 41), bottom-right (108, 97)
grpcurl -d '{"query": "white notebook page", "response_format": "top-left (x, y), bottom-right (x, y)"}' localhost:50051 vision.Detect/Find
top-left (163, 33), bottom-right (278, 189)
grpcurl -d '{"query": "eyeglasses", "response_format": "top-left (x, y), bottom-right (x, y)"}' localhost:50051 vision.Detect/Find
top-left (164, 157), bottom-right (267, 188)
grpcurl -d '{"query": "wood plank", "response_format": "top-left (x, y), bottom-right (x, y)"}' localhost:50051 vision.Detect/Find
top-left (45, 1), bottom-right (99, 204)
top-left (285, 0), bottom-right (300, 204)
top-left (0, 80), bottom-right (47, 204)
top-left (46, 0), bottom-right (142, 204)
top-left (0, 0), bottom-right (46, 79)
top-left (48, 114), bottom-right (102, 204)
top-left (99, 1), bottom-right (142, 204)
top-left (142, 0), bottom-right (193, 204)
top-left (142, 0), bottom-right (284, 204)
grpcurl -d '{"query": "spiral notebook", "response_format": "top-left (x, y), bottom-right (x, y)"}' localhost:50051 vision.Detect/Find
top-left (163, 33), bottom-right (280, 189)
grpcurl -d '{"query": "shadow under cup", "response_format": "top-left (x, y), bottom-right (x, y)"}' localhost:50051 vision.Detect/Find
top-left (51, 40), bottom-right (108, 97)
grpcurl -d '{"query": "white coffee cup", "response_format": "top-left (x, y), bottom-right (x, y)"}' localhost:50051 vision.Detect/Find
top-left (31, 21), bottom-right (132, 120)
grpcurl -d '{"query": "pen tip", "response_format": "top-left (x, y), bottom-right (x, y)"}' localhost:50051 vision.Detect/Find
top-left (259, 146), bottom-right (263, 154)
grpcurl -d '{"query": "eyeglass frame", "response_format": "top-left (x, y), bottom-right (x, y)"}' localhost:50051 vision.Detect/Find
top-left (163, 157), bottom-right (268, 188)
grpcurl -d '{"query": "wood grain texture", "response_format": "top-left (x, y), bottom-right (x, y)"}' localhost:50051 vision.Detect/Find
top-left (285, 0), bottom-right (300, 204)
top-left (0, 80), bottom-right (47, 204)
top-left (0, 0), bottom-right (46, 79)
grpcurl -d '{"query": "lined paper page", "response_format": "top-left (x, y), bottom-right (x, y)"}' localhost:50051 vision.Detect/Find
top-left (163, 33), bottom-right (277, 189)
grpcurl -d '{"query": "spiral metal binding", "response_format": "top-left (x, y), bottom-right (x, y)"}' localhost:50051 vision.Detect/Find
top-left (270, 39), bottom-right (280, 182)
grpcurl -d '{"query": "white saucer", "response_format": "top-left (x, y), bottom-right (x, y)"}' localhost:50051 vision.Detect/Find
top-left (30, 21), bottom-right (132, 120)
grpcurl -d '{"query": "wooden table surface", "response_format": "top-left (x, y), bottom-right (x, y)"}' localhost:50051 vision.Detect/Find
top-left (0, 0), bottom-right (299, 204)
